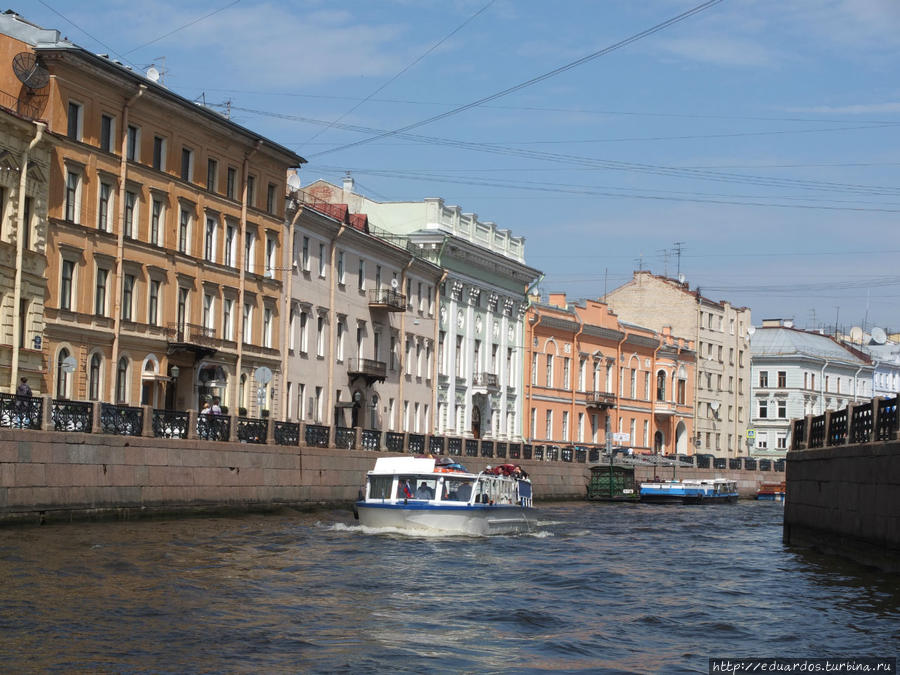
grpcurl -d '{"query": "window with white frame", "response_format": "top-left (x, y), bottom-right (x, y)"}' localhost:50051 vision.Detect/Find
top-left (150, 197), bottom-right (164, 246)
top-left (300, 310), bottom-right (308, 353)
top-left (67, 101), bottom-right (83, 141)
top-left (148, 279), bottom-right (160, 326)
top-left (223, 298), bottom-right (234, 341)
top-left (126, 125), bottom-right (140, 162)
top-left (531, 408), bottom-right (537, 438)
top-left (289, 309), bottom-right (297, 351)
top-left (100, 113), bottom-right (115, 152)
top-left (152, 136), bottom-right (166, 170)
top-left (546, 354), bottom-right (553, 387)
top-left (243, 303), bottom-right (252, 344)
top-left (758, 399), bottom-right (768, 418)
top-left (204, 216), bottom-right (216, 262)
top-left (225, 222), bottom-right (236, 267)
top-left (318, 243), bottom-right (327, 278)
top-left (562, 410), bottom-right (569, 441)
top-left (60, 258), bottom-right (75, 311)
top-left (98, 181), bottom-right (114, 232)
top-left (316, 315), bottom-right (325, 357)
top-left (265, 235), bottom-right (276, 277)
top-left (178, 207), bottom-right (191, 254)
top-left (180, 147), bottom-right (193, 182)
top-left (121, 274), bottom-right (135, 321)
top-left (563, 357), bottom-right (570, 390)
top-left (203, 293), bottom-right (214, 331)
top-left (337, 250), bottom-right (345, 284)
top-left (358, 258), bottom-right (365, 290)
top-left (301, 236), bottom-right (310, 271)
top-left (124, 190), bottom-right (137, 239)
top-left (263, 307), bottom-right (273, 348)
top-left (65, 168), bottom-right (82, 223)
top-left (545, 410), bottom-right (553, 439)
top-left (336, 318), bottom-right (345, 361)
top-left (245, 231), bottom-right (256, 273)
top-left (94, 267), bottom-right (108, 316)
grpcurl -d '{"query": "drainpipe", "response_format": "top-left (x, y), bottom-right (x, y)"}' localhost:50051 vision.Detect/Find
top-left (651, 339), bottom-right (662, 454)
top-left (109, 85), bottom-right (146, 401)
top-left (235, 139), bottom-right (262, 414)
top-left (819, 358), bottom-right (829, 414)
top-left (397, 256), bottom-right (414, 428)
top-left (853, 364), bottom-right (864, 402)
top-left (570, 310), bottom-right (584, 444)
top-left (614, 331), bottom-right (627, 443)
top-left (279, 199), bottom-right (303, 420)
top-left (524, 309), bottom-right (542, 443)
top-left (431, 269), bottom-right (448, 433)
top-left (325, 218), bottom-right (347, 425)
top-left (10, 121), bottom-right (45, 392)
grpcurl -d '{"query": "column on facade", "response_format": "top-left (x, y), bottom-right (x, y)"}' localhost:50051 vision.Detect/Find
top-left (463, 286), bottom-right (477, 436)
top-left (499, 298), bottom-right (510, 439)
top-left (444, 282), bottom-right (460, 435)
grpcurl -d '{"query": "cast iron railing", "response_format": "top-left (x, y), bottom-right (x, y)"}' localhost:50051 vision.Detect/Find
top-left (305, 424), bottom-right (329, 448)
top-left (385, 432), bottom-right (404, 452)
top-left (408, 434), bottom-right (425, 454)
top-left (197, 414), bottom-right (230, 441)
top-left (335, 426), bottom-right (356, 449)
top-left (361, 429), bottom-right (381, 451)
top-left (0, 394), bottom-right (42, 429)
top-left (274, 421), bottom-right (300, 446)
top-left (153, 410), bottom-right (189, 438)
top-left (52, 399), bottom-right (92, 432)
top-left (465, 439), bottom-right (478, 457)
top-left (447, 437), bottom-right (462, 456)
top-left (100, 403), bottom-right (142, 436)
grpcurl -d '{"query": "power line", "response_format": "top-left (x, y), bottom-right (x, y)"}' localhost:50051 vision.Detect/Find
top-left (124, 0), bottom-right (241, 55)
top-left (302, 0), bottom-right (495, 147)
top-left (308, 0), bottom-right (725, 158)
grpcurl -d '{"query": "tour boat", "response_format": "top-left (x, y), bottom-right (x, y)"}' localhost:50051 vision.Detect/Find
top-left (639, 478), bottom-right (738, 504)
top-left (354, 456), bottom-right (535, 535)
top-left (756, 481), bottom-right (786, 502)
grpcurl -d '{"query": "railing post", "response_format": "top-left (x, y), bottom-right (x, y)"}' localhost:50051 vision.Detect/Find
top-left (328, 424), bottom-right (336, 449)
top-left (228, 415), bottom-right (238, 443)
top-left (266, 416), bottom-right (275, 444)
top-left (823, 410), bottom-right (833, 447)
top-left (41, 394), bottom-right (53, 430)
top-left (187, 409), bottom-right (198, 440)
top-left (871, 397), bottom-right (883, 443)
top-left (424, 433), bottom-right (432, 455)
top-left (379, 429), bottom-right (386, 451)
top-left (845, 403), bottom-right (855, 445)
top-left (91, 402), bottom-right (102, 434)
top-left (298, 422), bottom-right (307, 447)
top-left (141, 405), bottom-right (154, 437)
top-left (402, 432), bottom-right (410, 454)
top-left (355, 426), bottom-right (362, 449)
top-left (802, 414), bottom-right (813, 449)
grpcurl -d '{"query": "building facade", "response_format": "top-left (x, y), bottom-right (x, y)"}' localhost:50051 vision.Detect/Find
top-left (523, 293), bottom-right (695, 453)
top-left (750, 319), bottom-right (873, 456)
top-left (0, 107), bottom-right (50, 392)
top-left (304, 178), bottom-right (541, 439)
top-left (0, 12), bottom-right (304, 414)
top-left (282, 192), bottom-right (441, 431)
top-left (605, 271), bottom-right (752, 457)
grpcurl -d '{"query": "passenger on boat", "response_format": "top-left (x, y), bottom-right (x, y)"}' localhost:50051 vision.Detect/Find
top-left (415, 482), bottom-right (434, 499)
top-left (455, 482), bottom-right (472, 502)
top-left (513, 465), bottom-right (528, 480)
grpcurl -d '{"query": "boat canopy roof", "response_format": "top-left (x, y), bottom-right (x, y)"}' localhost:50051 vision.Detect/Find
top-left (370, 456), bottom-right (439, 475)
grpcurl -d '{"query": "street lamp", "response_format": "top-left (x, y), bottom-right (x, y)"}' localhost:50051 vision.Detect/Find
top-left (170, 365), bottom-right (180, 379)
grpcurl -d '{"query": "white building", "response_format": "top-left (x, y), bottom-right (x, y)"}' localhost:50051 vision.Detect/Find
top-left (304, 178), bottom-right (541, 440)
top-left (750, 319), bottom-right (873, 456)
top-left (839, 328), bottom-right (900, 399)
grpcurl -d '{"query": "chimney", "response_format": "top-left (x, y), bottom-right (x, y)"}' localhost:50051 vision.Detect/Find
top-left (342, 173), bottom-right (354, 199)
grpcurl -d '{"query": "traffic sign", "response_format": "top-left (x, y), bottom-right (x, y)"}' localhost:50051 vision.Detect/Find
top-left (746, 429), bottom-right (756, 439)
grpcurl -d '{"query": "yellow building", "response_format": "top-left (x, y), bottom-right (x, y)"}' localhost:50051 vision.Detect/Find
top-left (0, 12), bottom-right (304, 413)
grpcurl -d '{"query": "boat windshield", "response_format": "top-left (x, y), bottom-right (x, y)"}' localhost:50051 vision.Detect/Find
top-left (441, 477), bottom-right (475, 502)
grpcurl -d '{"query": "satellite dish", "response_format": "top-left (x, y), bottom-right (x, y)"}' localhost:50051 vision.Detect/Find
top-left (12, 52), bottom-right (50, 90)
top-left (390, 278), bottom-right (399, 290)
top-left (286, 172), bottom-right (301, 190)
top-left (849, 326), bottom-right (863, 343)
top-left (61, 355), bottom-right (77, 373)
top-left (254, 366), bottom-right (272, 385)
top-left (146, 66), bottom-right (160, 82)
top-left (872, 327), bottom-right (887, 345)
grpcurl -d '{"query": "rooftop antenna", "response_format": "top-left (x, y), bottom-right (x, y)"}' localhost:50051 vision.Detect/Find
top-left (658, 248), bottom-right (670, 277)
top-left (634, 254), bottom-right (644, 272)
top-left (673, 241), bottom-right (684, 278)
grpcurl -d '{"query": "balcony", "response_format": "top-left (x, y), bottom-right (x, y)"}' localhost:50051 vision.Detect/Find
top-left (347, 358), bottom-right (387, 385)
top-left (585, 391), bottom-right (616, 409)
top-left (166, 323), bottom-right (220, 358)
top-left (473, 372), bottom-right (500, 392)
top-left (653, 401), bottom-right (676, 416)
top-left (368, 288), bottom-right (406, 312)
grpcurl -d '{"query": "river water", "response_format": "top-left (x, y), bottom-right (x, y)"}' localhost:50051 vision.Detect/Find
top-left (0, 501), bottom-right (896, 674)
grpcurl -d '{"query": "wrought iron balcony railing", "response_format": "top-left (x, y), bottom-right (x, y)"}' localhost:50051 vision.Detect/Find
top-left (473, 372), bottom-right (499, 389)
top-left (347, 358), bottom-right (387, 380)
top-left (368, 288), bottom-right (407, 312)
top-left (585, 391), bottom-right (616, 409)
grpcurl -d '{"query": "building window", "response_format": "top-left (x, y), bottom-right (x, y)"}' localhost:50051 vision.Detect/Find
top-left (265, 235), bottom-right (276, 277)
top-left (545, 410), bottom-right (553, 440)
top-left (121, 274), bottom-right (134, 321)
top-left (302, 236), bottom-right (310, 271)
top-left (89, 353), bottom-right (101, 401)
top-left (563, 357), bottom-right (570, 390)
top-left (148, 279), bottom-right (160, 326)
top-left (150, 198), bottom-right (164, 246)
top-left (336, 318), bottom-right (345, 361)
top-left (777, 371), bottom-right (787, 388)
top-left (263, 308), bottom-right (273, 348)
top-left (203, 293), bottom-right (214, 331)
top-left (124, 190), bottom-right (137, 238)
top-left (126, 125), bottom-right (140, 161)
top-left (60, 259), bottom-right (75, 311)
top-left (759, 371), bottom-right (768, 388)
top-left (757, 432), bottom-right (768, 449)
top-left (177, 287), bottom-right (188, 336)
top-left (546, 354), bottom-right (553, 387)
top-left (94, 267), bottom-right (108, 316)
top-left (267, 183), bottom-right (276, 214)
top-left (116, 357), bottom-right (129, 403)
top-left (242, 303), bottom-right (253, 344)
top-left (67, 101), bottom-right (83, 141)
top-left (316, 316), bottom-right (325, 357)
top-left (100, 114), bottom-right (114, 152)
top-left (22, 196), bottom-right (32, 250)
top-left (337, 250), bottom-right (345, 284)
top-left (180, 147), bottom-right (193, 182)
top-left (226, 167), bottom-right (236, 199)
top-left (225, 223), bottom-right (236, 267)
top-left (562, 411), bottom-right (569, 441)
top-left (777, 434), bottom-right (787, 449)
top-left (777, 400), bottom-right (787, 418)
top-left (57, 348), bottom-right (71, 398)
top-left (300, 311), bottom-right (308, 353)
top-left (247, 175), bottom-right (256, 207)
top-left (657, 370), bottom-right (666, 400)
top-left (758, 399), bottom-right (768, 418)
top-left (98, 181), bottom-right (113, 232)
top-left (318, 243), bottom-right (326, 278)
top-left (204, 216), bottom-right (216, 262)
top-left (358, 258), bottom-right (366, 291)
top-left (245, 231), bottom-right (256, 274)
top-left (64, 170), bottom-right (81, 223)
top-left (152, 136), bottom-right (165, 170)
top-left (207, 158), bottom-right (218, 192)
top-left (178, 208), bottom-right (191, 254)
top-left (223, 298), bottom-right (233, 341)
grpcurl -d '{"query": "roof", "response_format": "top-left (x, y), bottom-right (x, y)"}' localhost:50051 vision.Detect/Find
top-left (751, 327), bottom-right (870, 365)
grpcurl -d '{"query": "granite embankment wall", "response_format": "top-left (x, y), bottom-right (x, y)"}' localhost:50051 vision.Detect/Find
top-left (0, 429), bottom-right (590, 524)
top-left (784, 441), bottom-right (900, 571)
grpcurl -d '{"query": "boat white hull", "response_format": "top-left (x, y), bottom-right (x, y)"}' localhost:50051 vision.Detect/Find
top-left (356, 502), bottom-right (534, 536)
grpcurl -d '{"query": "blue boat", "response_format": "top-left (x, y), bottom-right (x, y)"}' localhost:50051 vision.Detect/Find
top-left (639, 478), bottom-right (738, 504)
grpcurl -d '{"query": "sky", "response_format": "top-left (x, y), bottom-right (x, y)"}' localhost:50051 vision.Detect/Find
top-left (26, 0), bottom-right (900, 332)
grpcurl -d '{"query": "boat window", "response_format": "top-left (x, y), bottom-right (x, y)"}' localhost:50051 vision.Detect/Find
top-left (369, 476), bottom-right (392, 500)
top-left (442, 478), bottom-right (474, 502)
top-left (411, 478), bottom-right (437, 500)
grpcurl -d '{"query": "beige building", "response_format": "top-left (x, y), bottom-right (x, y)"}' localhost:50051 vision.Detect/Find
top-left (0, 12), bottom-right (304, 414)
top-left (605, 271), bottom-right (752, 457)
top-left (0, 107), bottom-right (50, 393)
top-left (282, 191), bottom-right (441, 430)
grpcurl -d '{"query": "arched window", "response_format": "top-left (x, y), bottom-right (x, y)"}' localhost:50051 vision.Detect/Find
top-left (56, 348), bottom-right (70, 399)
top-left (116, 357), bottom-right (129, 403)
top-left (656, 370), bottom-right (667, 401)
top-left (89, 353), bottom-right (101, 401)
